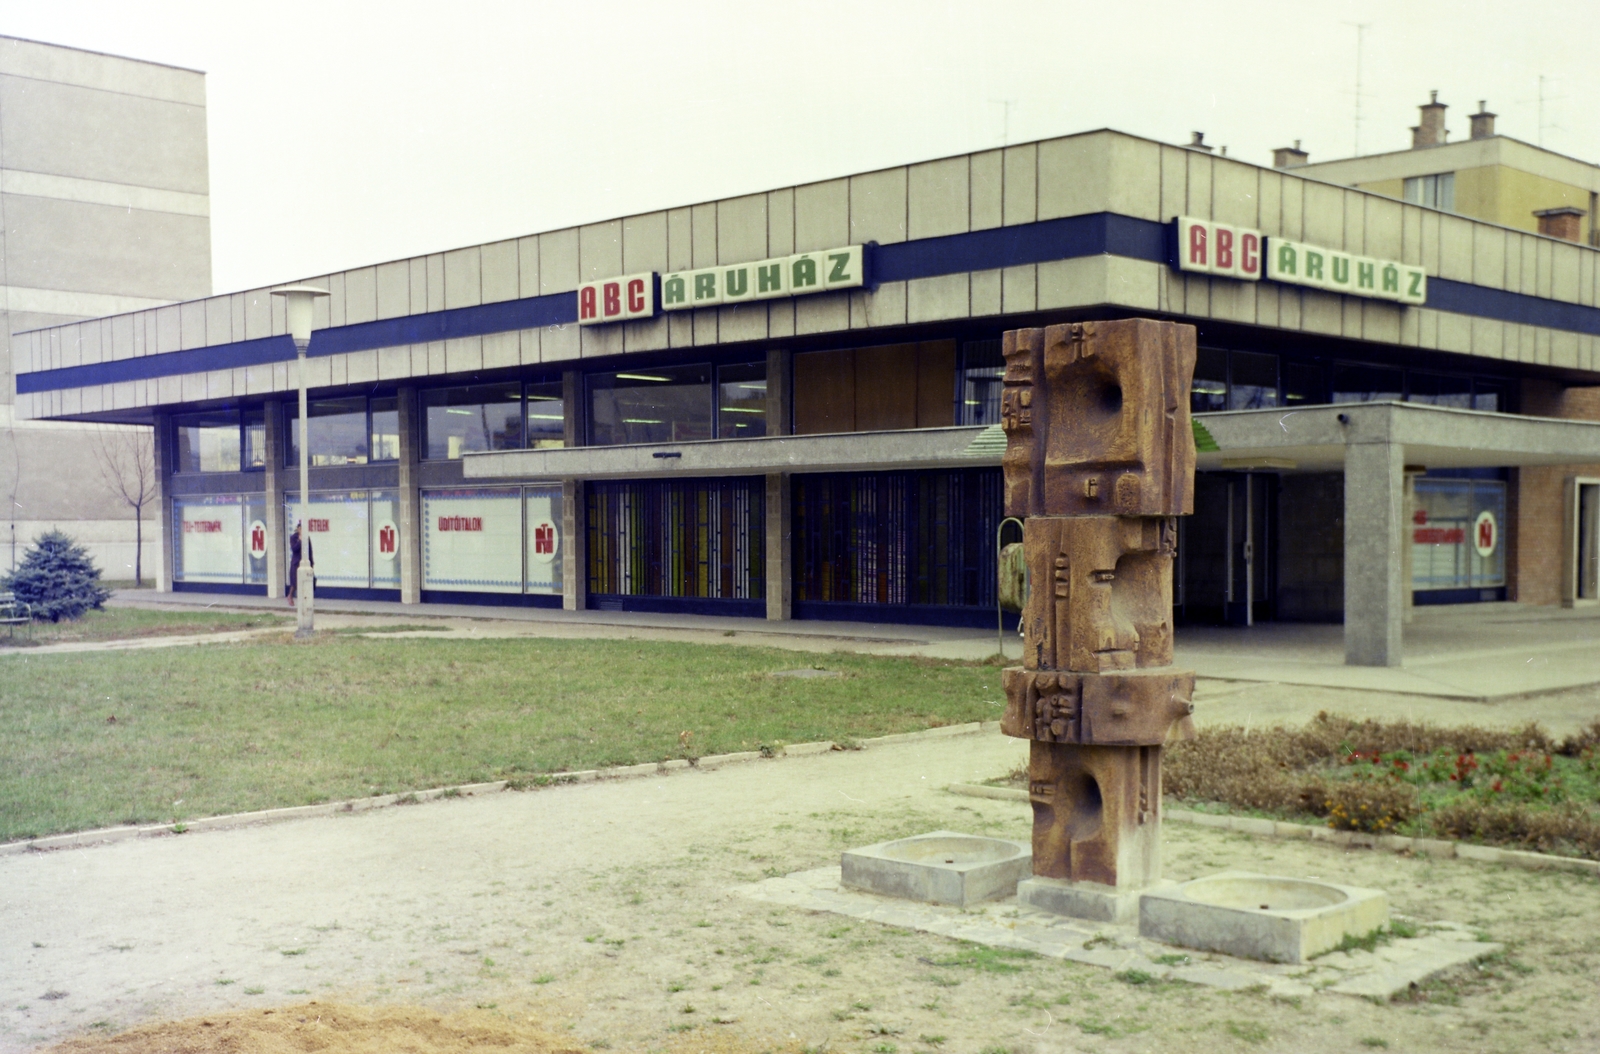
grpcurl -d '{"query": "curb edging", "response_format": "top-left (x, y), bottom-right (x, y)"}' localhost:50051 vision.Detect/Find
top-left (0, 721), bottom-right (1004, 857)
top-left (946, 783), bottom-right (1600, 877)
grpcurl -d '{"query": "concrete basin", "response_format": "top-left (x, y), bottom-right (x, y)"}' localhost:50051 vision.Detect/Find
top-left (842, 831), bottom-right (1031, 906)
top-left (1139, 871), bottom-right (1388, 963)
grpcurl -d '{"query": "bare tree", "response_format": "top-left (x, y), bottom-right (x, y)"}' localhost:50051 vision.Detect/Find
top-left (91, 425), bottom-right (156, 587)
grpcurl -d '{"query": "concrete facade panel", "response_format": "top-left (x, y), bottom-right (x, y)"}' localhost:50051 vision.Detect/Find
top-left (795, 178), bottom-right (849, 252)
top-left (1301, 180), bottom-right (1344, 247)
top-left (517, 237), bottom-right (541, 299)
top-left (1104, 256), bottom-right (1159, 311)
top-left (580, 220), bottom-right (624, 281)
top-left (849, 168), bottom-right (907, 246)
top-left (1184, 151), bottom-right (1212, 218)
top-left (540, 326), bottom-right (579, 366)
top-left (907, 273), bottom-right (970, 323)
top-left (3, 195), bottom-right (210, 301)
top-left (1472, 228), bottom-right (1506, 290)
top-left (375, 261), bottom-right (408, 320)
top-left (1552, 330), bottom-right (1579, 368)
top-left (1108, 135), bottom-right (1162, 222)
top-left (1363, 196), bottom-right (1403, 259)
top-left (1300, 289), bottom-right (1341, 335)
top-left (539, 230), bottom-right (578, 295)
top-left (1551, 242), bottom-right (1580, 302)
top-left (480, 240), bottom-right (519, 304)
top-left (1257, 170), bottom-right (1284, 238)
top-left (622, 212), bottom-right (668, 274)
top-left (155, 305), bottom-right (179, 354)
top-left (481, 331), bottom-right (518, 371)
top-left (851, 282), bottom-right (906, 330)
top-left (444, 335), bottom-right (483, 373)
top-left (666, 208), bottom-right (694, 271)
top-left (717, 302), bottom-right (768, 344)
top-left (970, 268), bottom-right (1001, 317)
top-left (108, 313), bottom-right (133, 361)
top-left (1438, 215), bottom-right (1473, 282)
top-left (622, 314), bottom-right (668, 353)
top-left (1038, 257), bottom-right (1105, 309)
top-left (584, 320), bottom-right (626, 358)
top-left (768, 299), bottom-right (795, 339)
top-left (1210, 159), bottom-right (1258, 228)
top-left (766, 188), bottom-right (795, 257)
top-left (325, 272), bottom-right (346, 328)
top-left (908, 155), bottom-right (969, 240)
top-left (1002, 144), bottom-right (1037, 225)
top-left (1418, 211), bottom-right (1441, 275)
top-left (1580, 250), bottom-right (1595, 307)
top-left (1361, 300), bottom-right (1401, 344)
top-left (1535, 240), bottom-right (1554, 299)
top-left (203, 296), bottom-right (230, 347)
top-left (377, 345), bottom-right (408, 380)
top-left (1438, 311), bottom-right (1471, 353)
top-left (1038, 134), bottom-right (1109, 221)
top-left (1519, 234), bottom-right (1538, 295)
top-left (1174, 149), bottom-right (1205, 228)
top-left (794, 292), bottom-right (848, 336)
top-left (692, 308), bottom-right (717, 347)
top-left (716, 193), bottom-right (768, 263)
top-left (443, 246), bottom-right (482, 309)
top-left (517, 329), bottom-right (541, 367)
top-left (0, 75), bottom-right (208, 194)
top-left (1341, 189), bottom-right (1366, 254)
top-left (1001, 264), bottom-right (1036, 313)
top-left (1469, 317), bottom-right (1504, 360)
top-left (423, 254), bottom-right (444, 312)
top-left (969, 149), bottom-right (1002, 231)
top-left (690, 204), bottom-right (717, 268)
top-left (1502, 233), bottom-right (1524, 295)
top-left (1277, 176), bottom-right (1303, 240)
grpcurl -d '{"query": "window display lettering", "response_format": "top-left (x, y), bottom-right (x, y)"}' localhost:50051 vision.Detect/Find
top-left (174, 496), bottom-right (245, 582)
top-left (284, 492), bottom-right (371, 587)
top-left (423, 489), bottom-right (523, 593)
top-left (525, 485), bottom-right (563, 595)
top-left (1412, 478), bottom-right (1506, 591)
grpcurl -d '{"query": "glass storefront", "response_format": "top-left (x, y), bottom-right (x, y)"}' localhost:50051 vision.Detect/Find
top-left (587, 478), bottom-right (764, 605)
top-left (1412, 478), bottom-right (1507, 593)
top-left (173, 493), bottom-right (266, 584)
top-left (421, 485), bottom-right (563, 596)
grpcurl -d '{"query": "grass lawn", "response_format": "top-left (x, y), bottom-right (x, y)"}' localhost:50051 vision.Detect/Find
top-left (0, 635), bottom-right (1004, 841)
top-left (0, 605), bottom-right (288, 647)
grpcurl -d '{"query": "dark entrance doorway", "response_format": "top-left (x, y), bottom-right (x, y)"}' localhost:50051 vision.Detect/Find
top-left (1178, 472), bottom-right (1276, 625)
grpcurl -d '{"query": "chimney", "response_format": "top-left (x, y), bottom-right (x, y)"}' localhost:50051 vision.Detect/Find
top-left (1534, 206), bottom-right (1586, 242)
top-left (1187, 131), bottom-right (1215, 153)
top-left (1273, 139), bottom-right (1309, 168)
top-left (1411, 90), bottom-right (1448, 148)
top-left (1469, 101), bottom-right (1496, 140)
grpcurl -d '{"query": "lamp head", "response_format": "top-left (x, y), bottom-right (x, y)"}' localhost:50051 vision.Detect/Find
top-left (271, 285), bottom-right (330, 347)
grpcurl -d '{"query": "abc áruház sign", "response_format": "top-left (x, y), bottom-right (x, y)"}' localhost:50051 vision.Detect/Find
top-left (1174, 217), bottom-right (1425, 305)
top-left (576, 246), bottom-right (864, 326)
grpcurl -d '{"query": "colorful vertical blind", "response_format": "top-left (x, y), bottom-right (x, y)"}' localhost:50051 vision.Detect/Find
top-left (587, 477), bottom-right (765, 601)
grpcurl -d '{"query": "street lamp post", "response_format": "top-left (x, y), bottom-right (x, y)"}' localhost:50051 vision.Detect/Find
top-left (271, 285), bottom-right (329, 639)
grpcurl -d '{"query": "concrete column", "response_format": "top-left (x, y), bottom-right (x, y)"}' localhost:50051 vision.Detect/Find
top-left (397, 386), bottom-right (421, 604)
top-left (264, 400), bottom-right (286, 598)
top-left (562, 478), bottom-right (586, 611)
top-left (152, 412), bottom-right (173, 593)
top-left (765, 472), bottom-right (792, 619)
top-left (766, 349), bottom-right (792, 436)
top-left (562, 369), bottom-right (586, 448)
top-left (1344, 441), bottom-right (1407, 666)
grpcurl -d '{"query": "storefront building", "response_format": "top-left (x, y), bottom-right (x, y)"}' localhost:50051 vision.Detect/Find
top-left (13, 128), bottom-right (1600, 665)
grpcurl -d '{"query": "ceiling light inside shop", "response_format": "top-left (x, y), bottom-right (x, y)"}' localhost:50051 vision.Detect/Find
top-left (622, 418), bottom-right (664, 424)
top-left (615, 373), bottom-right (672, 382)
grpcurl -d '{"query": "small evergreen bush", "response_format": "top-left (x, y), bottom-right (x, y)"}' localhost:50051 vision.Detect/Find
top-left (2, 529), bottom-right (112, 622)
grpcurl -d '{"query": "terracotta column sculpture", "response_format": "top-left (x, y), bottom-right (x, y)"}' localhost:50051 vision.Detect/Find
top-left (998, 319), bottom-right (1198, 919)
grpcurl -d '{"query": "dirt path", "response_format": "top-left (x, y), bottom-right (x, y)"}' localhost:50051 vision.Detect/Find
top-left (5, 730), bottom-right (1599, 1054)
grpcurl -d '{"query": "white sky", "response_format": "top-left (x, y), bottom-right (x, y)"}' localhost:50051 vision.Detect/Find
top-left (1, 0), bottom-right (1596, 296)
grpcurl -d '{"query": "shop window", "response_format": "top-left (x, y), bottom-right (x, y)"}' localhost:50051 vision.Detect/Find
top-left (957, 340), bottom-right (1005, 426)
top-left (423, 384), bottom-right (524, 459)
top-left (422, 487), bottom-right (525, 593)
top-left (587, 477), bottom-right (764, 602)
top-left (287, 397), bottom-right (371, 466)
top-left (792, 341), bottom-right (956, 435)
top-left (243, 408), bottom-right (268, 469)
top-left (173, 411), bottom-right (242, 473)
top-left (793, 468), bottom-right (1003, 610)
top-left (1228, 351), bottom-right (1279, 410)
top-left (172, 493), bottom-right (265, 583)
top-left (370, 397), bottom-right (400, 462)
top-left (525, 484), bottom-right (564, 594)
top-left (1569, 479), bottom-right (1600, 603)
top-left (1472, 381), bottom-right (1507, 413)
top-left (1403, 172), bottom-right (1455, 212)
top-left (717, 362), bottom-right (767, 440)
top-left (525, 382), bottom-right (566, 448)
top-left (1412, 477), bottom-right (1506, 592)
top-left (588, 365), bottom-right (712, 445)
top-left (1190, 347), bottom-right (1228, 413)
top-left (1407, 372), bottom-right (1473, 409)
top-left (1331, 364), bottom-right (1404, 404)
top-left (1283, 363), bottom-right (1325, 406)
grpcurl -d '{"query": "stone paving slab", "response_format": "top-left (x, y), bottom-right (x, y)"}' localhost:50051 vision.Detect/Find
top-left (737, 865), bottom-right (1503, 1002)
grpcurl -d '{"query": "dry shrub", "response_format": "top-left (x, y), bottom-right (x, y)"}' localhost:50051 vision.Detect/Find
top-left (1427, 799), bottom-right (1600, 858)
top-left (1314, 777), bottom-right (1421, 833)
top-left (1559, 718), bottom-right (1600, 756)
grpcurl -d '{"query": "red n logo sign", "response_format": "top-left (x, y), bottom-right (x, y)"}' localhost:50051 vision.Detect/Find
top-left (251, 525), bottom-right (265, 553)
top-left (1478, 518), bottom-right (1494, 550)
top-left (534, 523), bottom-right (554, 555)
top-left (378, 524), bottom-right (396, 554)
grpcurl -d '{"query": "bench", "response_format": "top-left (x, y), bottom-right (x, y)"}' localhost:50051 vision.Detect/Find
top-left (0, 592), bottom-right (32, 641)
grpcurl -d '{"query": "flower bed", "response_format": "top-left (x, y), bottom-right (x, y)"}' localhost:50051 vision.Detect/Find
top-left (1162, 713), bottom-right (1600, 859)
